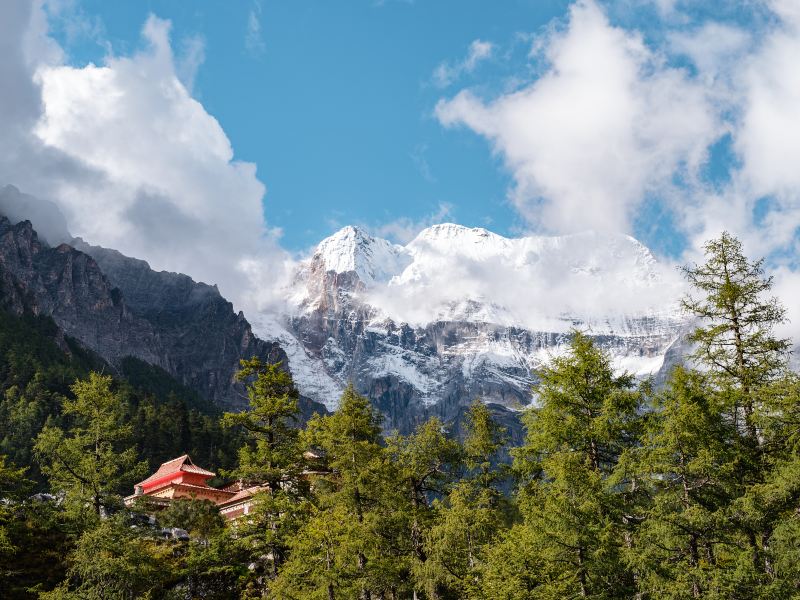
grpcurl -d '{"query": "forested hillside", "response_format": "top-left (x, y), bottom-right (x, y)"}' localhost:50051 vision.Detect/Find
top-left (2, 233), bottom-right (800, 599)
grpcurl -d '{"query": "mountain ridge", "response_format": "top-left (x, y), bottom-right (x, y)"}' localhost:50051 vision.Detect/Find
top-left (259, 223), bottom-right (690, 431)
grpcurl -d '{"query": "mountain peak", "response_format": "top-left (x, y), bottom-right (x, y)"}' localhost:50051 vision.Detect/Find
top-left (313, 225), bottom-right (409, 284)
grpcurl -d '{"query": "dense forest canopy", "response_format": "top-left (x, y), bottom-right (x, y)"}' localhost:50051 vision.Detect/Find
top-left (2, 232), bottom-right (800, 599)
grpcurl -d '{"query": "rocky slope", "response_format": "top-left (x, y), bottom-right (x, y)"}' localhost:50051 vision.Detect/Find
top-left (0, 213), bottom-right (290, 411)
top-left (254, 224), bottom-right (690, 432)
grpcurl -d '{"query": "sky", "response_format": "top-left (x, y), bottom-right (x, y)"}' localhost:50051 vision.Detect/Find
top-left (1, 0), bottom-right (799, 332)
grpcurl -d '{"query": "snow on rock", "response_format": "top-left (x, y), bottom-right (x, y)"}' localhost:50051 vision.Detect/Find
top-left (258, 223), bottom-right (690, 427)
top-left (313, 225), bottom-right (410, 286)
top-left (249, 314), bottom-right (343, 410)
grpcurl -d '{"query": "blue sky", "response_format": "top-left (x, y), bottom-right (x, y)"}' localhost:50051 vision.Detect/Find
top-left (48, 1), bottom-right (579, 251)
top-left (45, 0), bottom-right (736, 253)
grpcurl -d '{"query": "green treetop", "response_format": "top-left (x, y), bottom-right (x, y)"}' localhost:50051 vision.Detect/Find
top-left (386, 417), bottom-right (462, 597)
top-left (682, 232), bottom-right (790, 436)
top-left (222, 358), bottom-right (302, 488)
top-left (485, 332), bottom-right (644, 599)
top-left (274, 384), bottom-right (386, 599)
top-left (626, 367), bottom-right (739, 598)
top-left (221, 358), bottom-right (308, 588)
top-left (420, 401), bottom-right (509, 599)
top-left (33, 372), bottom-right (146, 520)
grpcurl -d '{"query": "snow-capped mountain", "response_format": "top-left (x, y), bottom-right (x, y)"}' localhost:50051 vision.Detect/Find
top-left (251, 223), bottom-right (690, 431)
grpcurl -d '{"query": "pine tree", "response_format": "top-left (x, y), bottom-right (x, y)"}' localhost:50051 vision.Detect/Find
top-left (0, 453), bottom-right (30, 589)
top-left (682, 232), bottom-right (795, 591)
top-left (33, 372), bottom-right (146, 520)
top-left (221, 358), bottom-right (308, 586)
top-left (682, 231), bottom-right (790, 442)
top-left (274, 384), bottom-right (386, 599)
top-left (223, 358), bottom-right (303, 488)
top-left (485, 332), bottom-right (643, 598)
top-left (625, 367), bottom-right (739, 598)
top-left (386, 417), bottom-right (462, 598)
top-left (38, 516), bottom-right (175, 600)
top-left (421, 401), bottom-right (509, 599)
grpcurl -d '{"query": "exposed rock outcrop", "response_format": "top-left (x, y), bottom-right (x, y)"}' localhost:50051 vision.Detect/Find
top-left (0, 214), bottom-right (299, 411)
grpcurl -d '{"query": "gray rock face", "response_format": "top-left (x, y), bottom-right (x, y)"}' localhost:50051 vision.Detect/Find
top-left (0, 215), bottom-right (289, 411)
top-left (287, 269), bottom-right (685, 433)
top-left (71, 239), bottom-right (289, 410)
top-left (275, 225), bottom-right (691, 434)
top-left (0, 216), bottom-right (163, 364)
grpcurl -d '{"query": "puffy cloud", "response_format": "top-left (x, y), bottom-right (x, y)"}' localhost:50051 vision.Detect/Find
top-left (436, 0), bottom-right (720, 235)
top-left (358, 226), bottom-right (685, 333)
top-left (671, 4), bottom-right (800, 262)
top-left (0, 4), bottom-right (291, 308)
top-left (432, 0), bottom-right (800, 343)
top-left (736, 14), bottom-right (800, 202)
top-left (433, 39), bottom-right (494, 88)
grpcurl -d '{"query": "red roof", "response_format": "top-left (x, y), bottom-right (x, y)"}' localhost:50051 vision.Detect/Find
top-left (219, 484), bottom-right (270, 507)
top-left (136, 455), bottom-right (216, 487)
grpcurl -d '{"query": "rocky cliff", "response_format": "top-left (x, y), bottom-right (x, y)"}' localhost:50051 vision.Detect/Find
top-left (0, 214), bottom-right (293, 411)
top-left (254, 224), bottom-right (691, 432)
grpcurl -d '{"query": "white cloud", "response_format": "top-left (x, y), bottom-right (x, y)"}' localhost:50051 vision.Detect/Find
top-left (669, 22), bottom-right (751, 86)
top-left (670, 5), bottom-right (800, 261)
top-left (436, 0), bottom-right (719, 235)
top-left (175, 34), bottom-right (205, 92)
top-left (371, 202), bottom-right (454, 244)
top-left (736, 15), bottom-right (800, 202)
top-left (433, 0), bottom-right (800, 342)
top-left (359, 226), bottom-right (685, 333)
top-left (0, 3), bottom-right (289, 310)
top-left (433, 39), bottom-right (494, 88)
top-left (245, 1), bottom-right (266, 58)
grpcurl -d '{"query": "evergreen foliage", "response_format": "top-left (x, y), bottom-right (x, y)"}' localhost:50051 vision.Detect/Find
top-left (2, 232), bottom-right (800, 599)
top-left (34, 372), bottom-right (147, 519)
top-left (221, 357), bottom-right (309, 590)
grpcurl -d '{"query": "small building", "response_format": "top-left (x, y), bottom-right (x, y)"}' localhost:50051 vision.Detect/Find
top-left (125, 455), bottom-right (236, 508)
top-left (127, 453), bottom-right (330, 523)
top-left (217, 482), bottom-right (270, 520)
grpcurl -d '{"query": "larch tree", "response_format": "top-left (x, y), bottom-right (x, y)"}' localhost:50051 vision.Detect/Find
top-left (386, 417), bottom-right (462, 598)
top-left (624, 367), bottom-right (739, 598)
top-left (681, 231), bottom-right (790, 443)
top-left (275, 384), bottom-right (387, 600)
top-left (486, 331), bottom-right (644, 599)
top-left (33, 372), bottom-right (146, 521)
top-left (421, 401), bottom-right (509, 599)
top-left (221, 358), bottom-right (308, 584)
top-left (682, 232), bottom-right (796, 591)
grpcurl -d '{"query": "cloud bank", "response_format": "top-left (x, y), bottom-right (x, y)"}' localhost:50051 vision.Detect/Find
top-left (435, 0), bottom-right (800, 340)
top-left (436, 0), bottom-right (718, 235)
top-left (0, 1), bottom-right (289, 309)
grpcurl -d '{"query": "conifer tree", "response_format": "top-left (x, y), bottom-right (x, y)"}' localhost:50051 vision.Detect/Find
top-left (421, 401), bottom-right (508, 599)
top-left (0, 454), bottom-right (28, 582)
top-left (223, 358), bottom-right (303, 489)
top-left (39, 516), bottom-right (173, 600)
top-left (485, 332), bottom-right (643, 598)
top-left (274, 384), bottom-right (386, 599)
top-left (682, 233), bottom-right (795, 590)
top-left (625, 367), bottom-right (739, 598)
top-left (221, 358), bottom-right (308, 585)
top-left (386, 417), bottom-right (462, 597)
top-left (33, 372), bottom-right (146, 520)
top-left (682, 231), bottom-right (790, 441)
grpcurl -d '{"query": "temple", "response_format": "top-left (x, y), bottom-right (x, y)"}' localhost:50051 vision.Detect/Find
top-left (125, 455), bottom-right (261, 520)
